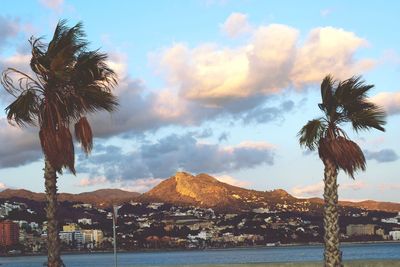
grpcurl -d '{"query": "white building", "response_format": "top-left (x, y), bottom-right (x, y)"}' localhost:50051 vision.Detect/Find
top-left (78, 218), bottom-right (92, 225)
top-left (389, 231), bottom-right (400, 241)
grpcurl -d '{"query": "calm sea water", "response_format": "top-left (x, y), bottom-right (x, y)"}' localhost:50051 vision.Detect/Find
top-left (1, 243), bottom-right (399, 267)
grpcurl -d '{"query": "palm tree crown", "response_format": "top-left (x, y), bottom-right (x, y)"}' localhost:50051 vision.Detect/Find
top-left (298, 75), bottom-right (386, 177)
top-left (1, 20), bottom-right (118, 174)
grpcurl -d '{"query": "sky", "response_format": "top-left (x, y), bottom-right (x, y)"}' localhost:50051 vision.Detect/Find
top-left (0, 0), bottom-right (399, 202)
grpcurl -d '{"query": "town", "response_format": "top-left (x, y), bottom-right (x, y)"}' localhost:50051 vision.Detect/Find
top-left (1, 199), bottom-right (399, 255)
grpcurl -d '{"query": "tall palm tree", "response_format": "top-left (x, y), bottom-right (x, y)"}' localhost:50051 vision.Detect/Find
top-left (298, 75), bottom-right (386, 267)
top-left (1, 20), bottom-right (118, 267)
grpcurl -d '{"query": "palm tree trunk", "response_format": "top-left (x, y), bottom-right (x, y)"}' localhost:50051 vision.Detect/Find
top-left (323, 159), bottom-right (343, 267)
top-left (44, 159), bottom-right (64, 267)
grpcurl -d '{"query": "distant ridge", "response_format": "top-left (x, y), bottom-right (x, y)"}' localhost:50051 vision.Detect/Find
top-left (1, 172), bottom-right (399, 212)
top-left (0, 188), bottom-right (140, 207)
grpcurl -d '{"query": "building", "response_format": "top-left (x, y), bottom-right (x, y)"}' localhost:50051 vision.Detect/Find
top-left (81, 229), bottom-right (104, 247)
top-left (63, 223), bottom-right (80, 232)
top-left (78, 218), bottom-right (92, 225)
top-left (346, 224), bottom-right (375, 236)
top-left (0, 220), bottom-right (19, 246)
top-left (59, 231), bottom-right (74, 245)
top-left (389, 231), bottom-right (400, 241)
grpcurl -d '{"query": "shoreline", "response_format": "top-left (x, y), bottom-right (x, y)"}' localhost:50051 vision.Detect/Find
top-left (2, 240), bottom-right (400, 257)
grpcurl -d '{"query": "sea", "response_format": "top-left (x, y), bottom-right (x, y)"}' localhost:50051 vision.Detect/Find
top-left (1, 242), bottom-right (399, 267)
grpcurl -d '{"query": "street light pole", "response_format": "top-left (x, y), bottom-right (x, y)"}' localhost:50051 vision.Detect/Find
top-left (113, 205), bottom-right (118, 267)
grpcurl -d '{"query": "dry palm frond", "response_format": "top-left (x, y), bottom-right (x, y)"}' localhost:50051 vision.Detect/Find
top-left (75, 116), bottom-right (93, 154)
top-left (318, 136), bottom-right (366, 178)
top-left (39, 125), bottom-right (75, 174)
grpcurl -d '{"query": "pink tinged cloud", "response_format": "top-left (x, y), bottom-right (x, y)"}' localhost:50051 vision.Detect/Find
top-left (291, 180), bottom-right (368, 198)
top-left (214, 174), bottom-right (251, 188)
top-left (39, 0), bottom-right (64, 11)
top-left (0, 182), bottom-right (7, 190)
top-left (119, 178), bottom-right (164, 193)
top-left (370, 92), bottom-right (400, 115)
top-left (157, 19), bottom-right (375, 106)
top-left (220, 12), bottom-right (252, 38)
top-left (78, 177), bottom-right (107, 187)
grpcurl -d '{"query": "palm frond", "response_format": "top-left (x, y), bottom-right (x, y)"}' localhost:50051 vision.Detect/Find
top-left (5, 90), bottom-right (39, 126)
top-left (39, 125), bottom-right (75, 175)
top-left (3, 20), bottom-right (118, 175)
top-left (298, 118), bottom-right (326, 150)
top-left (349, 104), bottom-right (386, 132)
top-left (75, 117), bottom-right (93, 154)
top-left (318, 136), bottom-right (365, 178)
top-left (319, 75), bottom-right (335, 115)
top-left (1, 68), bottom-right (44, 97)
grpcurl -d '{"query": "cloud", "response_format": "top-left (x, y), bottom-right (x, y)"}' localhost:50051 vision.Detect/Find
top-left (0, 16), bottom-right (20, 50)
top-left (39, 0), bottom-right (64, 11)
top-left (370, 92), bottom-right (400, 116)
top-left (77, 176), bottom-right (108, 187)
top-left (77, 133), bottom-right (275, 182)
top-left (0, 118), bottom-right (42, 168)
top-left (0, 182), bottom-right (7, 191)
top-left (378, 183), bottom-right (400, 192)
top-left (0, 17), bottom-right (378, 169)
top-left (364, 149), bottom-right (399, 163)
top-left (341, 181), bottom-right (368, 191)
top-left (120, 178), bottom-right (164, 193)
top-left (242, 100), bottom-right (294, 124)
top-left (214, 174), bottom-right (251, 188)
top-left (320, 8), bottom-right (333, 17)
top-left (157, 23), bottom-right (374, 107)
top-left (221, 12), bottom-right (252, 38)
top-left (291, 180), bottom-right (368, 197)
top-left (292, 182), bottom-right (324, 197)
top-left (291, 27), bottom-right (374, 86)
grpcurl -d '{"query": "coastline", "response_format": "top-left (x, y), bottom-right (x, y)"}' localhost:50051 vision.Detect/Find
top-left (3, 240), bottom-right (400, 257)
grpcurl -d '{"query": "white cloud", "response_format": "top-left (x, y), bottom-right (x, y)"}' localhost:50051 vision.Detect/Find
top-left (214, 174), bottom-right (251, 188)
top-left (221, 12), bottom-right (252, 38)
top-left (157, 23), bottom-right (374, 107)
top-left (291, 27), bottom-right (374, 86)
top-left (370, 91), bottom-right (400, 115)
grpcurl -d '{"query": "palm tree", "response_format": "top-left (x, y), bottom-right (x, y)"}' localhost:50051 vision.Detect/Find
top-left (1, 20), bottom-right (118, 267)
top-left (298, 75), bottom-right (386, 266)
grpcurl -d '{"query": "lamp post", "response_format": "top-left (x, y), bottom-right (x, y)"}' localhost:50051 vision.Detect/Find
top-left (112, 205), bottom-right (120, 267)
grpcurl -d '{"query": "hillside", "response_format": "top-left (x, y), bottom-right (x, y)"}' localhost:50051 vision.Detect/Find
top-left (1, 172), bottom-right (399, 212)
top-left (0, 188), bottom-right (140, 207)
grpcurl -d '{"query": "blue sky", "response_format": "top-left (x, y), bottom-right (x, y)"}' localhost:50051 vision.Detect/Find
top-left (0, 0), bottom-right (399, 202)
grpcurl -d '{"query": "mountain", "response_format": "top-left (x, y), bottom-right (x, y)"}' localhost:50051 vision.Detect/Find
top-left (0, 188), bottom-right (140, 207)
top-left (140, 172), bottom-right (400, 213)
top-left (1, 172), bottom-right (399, 213)
top-left (140, 172), bottom-right (307, 212)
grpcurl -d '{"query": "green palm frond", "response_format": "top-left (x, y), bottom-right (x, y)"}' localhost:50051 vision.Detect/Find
top-left (5, 90), bottom-right (39, 126)
top-left (319, 75), bottom-right (335, 115)
top-left (349, 104), bottom-right (386, 132)
top-left (298, 118), bottom-right (326, 150)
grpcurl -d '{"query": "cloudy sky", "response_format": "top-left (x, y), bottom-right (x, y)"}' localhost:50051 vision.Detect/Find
top-left (0, 1), bottom-right (399, 202)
